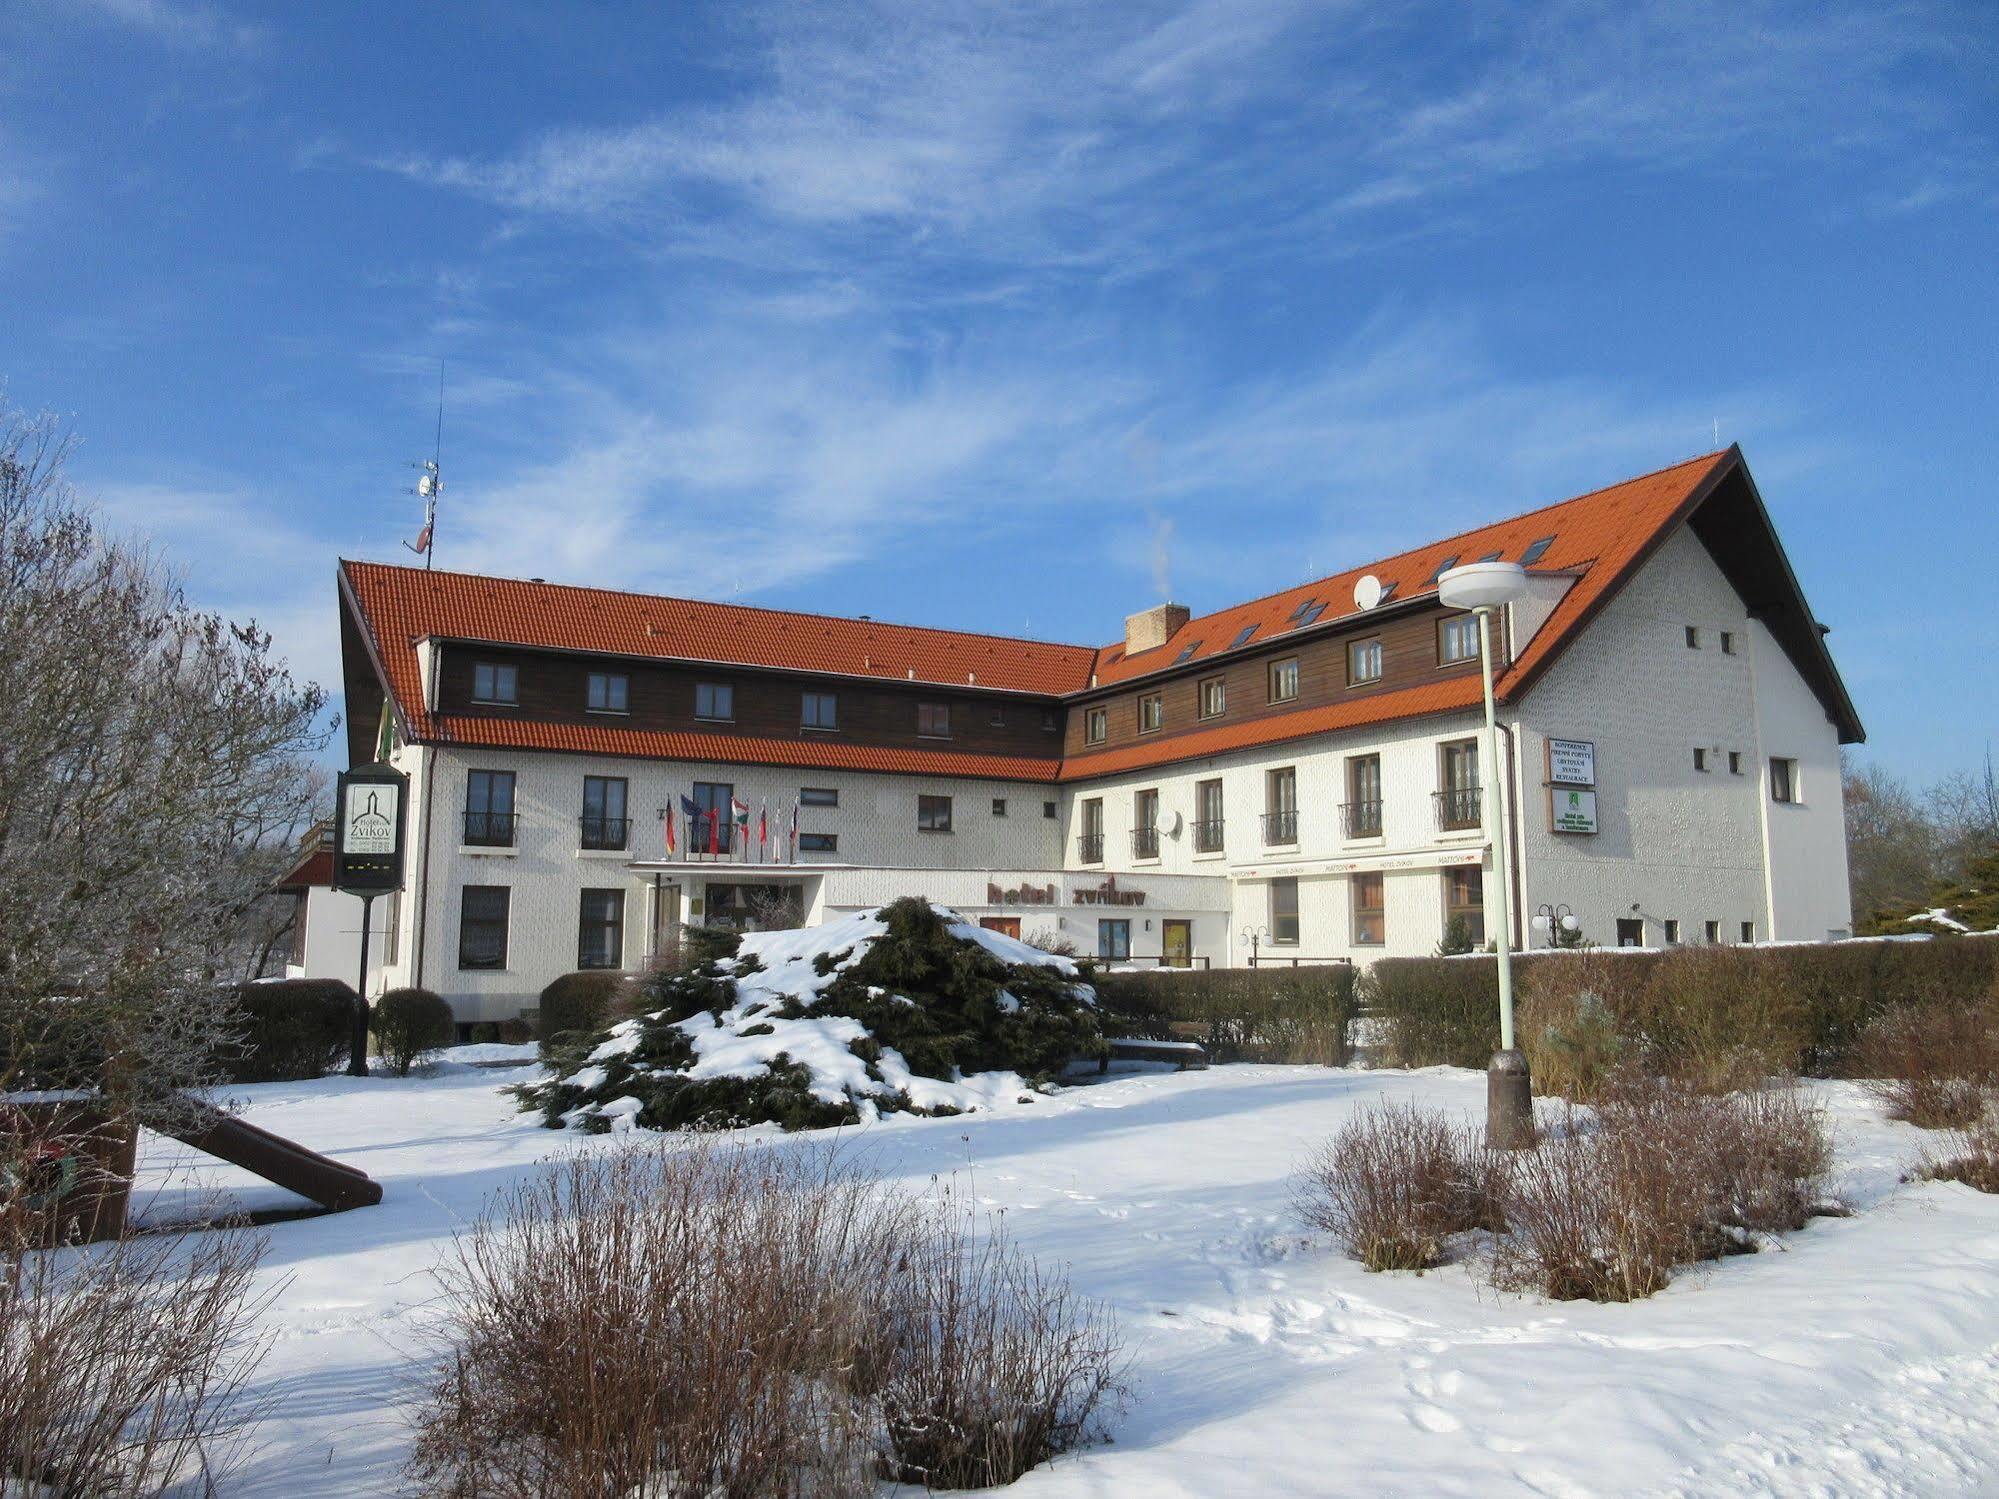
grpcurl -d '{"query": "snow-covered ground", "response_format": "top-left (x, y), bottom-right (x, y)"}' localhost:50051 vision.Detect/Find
top-left (133, 1058), bottom-right (1999, 1497)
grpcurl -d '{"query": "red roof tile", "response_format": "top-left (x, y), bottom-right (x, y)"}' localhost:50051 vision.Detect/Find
top-left (1086, 450), bottom-right (1731, 688)
top-left (342, 450), bottom-right (1743, 782)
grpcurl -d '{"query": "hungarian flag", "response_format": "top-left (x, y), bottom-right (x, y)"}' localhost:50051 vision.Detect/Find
top-left (731, 797), bottom-right (751, 861)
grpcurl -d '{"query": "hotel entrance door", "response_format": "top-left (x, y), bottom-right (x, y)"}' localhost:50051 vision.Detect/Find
top-left (979, 916), bottom-right (1021, 939)
top-left (1162, 919), bottom-right (1193, 968)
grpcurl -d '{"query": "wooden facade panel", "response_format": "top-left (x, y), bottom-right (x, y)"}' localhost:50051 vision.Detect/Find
top-left (1062, 605), bottom-right (1502, 758)
top-left (438, 645), bottom-right (1067, 760)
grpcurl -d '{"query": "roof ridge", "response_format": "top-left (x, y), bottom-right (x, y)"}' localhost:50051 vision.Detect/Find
top-left (1094, 448), bottom-right (1732, 650)
top-left (338, 557), bottom-right (1099, 657)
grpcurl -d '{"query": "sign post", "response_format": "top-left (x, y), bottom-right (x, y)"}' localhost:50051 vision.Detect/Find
top-left (332, 763), bottom-right (408, 1078)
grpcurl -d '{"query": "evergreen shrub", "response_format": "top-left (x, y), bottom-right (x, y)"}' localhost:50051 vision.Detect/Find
top-left (536, 970), bottom-right (630, 1056)
top-left (370, 987), bottom-right (456, 1076)
top-left (220, 979), bottom-right (354, 1082)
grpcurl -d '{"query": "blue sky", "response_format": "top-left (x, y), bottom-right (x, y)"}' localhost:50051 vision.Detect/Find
top-left (4, 0), bottom-right (1994, 781)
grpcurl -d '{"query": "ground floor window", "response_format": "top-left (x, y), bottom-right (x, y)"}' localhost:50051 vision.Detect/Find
top-left (1443, 866), bottom-right (1483, 946)
top-left (1270, 877), bottom-right (1299, 945)
top-left (1352, 872), bottom-right (1384, 946)
top-left (1098, 919), bottom-right (1131, 960)
top-left (705, 882), bottom-right (802, 931)
top-left (578, 888), bottom-right (625, 970)
top-left (1616, 917), bottom-right (1645, 947)
top-left (459, 885), bottom-right (509, 969)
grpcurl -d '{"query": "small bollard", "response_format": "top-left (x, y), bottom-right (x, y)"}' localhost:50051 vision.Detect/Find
top-left (1486, 1048), bottom-right (1536, 1150)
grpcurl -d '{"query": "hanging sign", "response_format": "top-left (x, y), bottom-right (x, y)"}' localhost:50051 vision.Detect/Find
top-left (1547, 738), bottom-right (1597, 786)
top-left (333, 762), bottom-right (409, 894)
top-left (1550, 786), bottom-right (1599, 835)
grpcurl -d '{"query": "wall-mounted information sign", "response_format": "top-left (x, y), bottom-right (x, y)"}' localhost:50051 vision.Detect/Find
top-left (1551, 786), bottom-right (1599, 835)
top-left (1547, 738), bottom-right (1597, 786)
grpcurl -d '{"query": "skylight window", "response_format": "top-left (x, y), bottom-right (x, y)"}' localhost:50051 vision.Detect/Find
top-left (1376, 582), bottom-right (1398, 603)
top-left (1521, 535), bottom-right (1556, 565)
top-left (1173, 639), bottom-right (1204, 664)
top-left (1229, 623), bottom-right (1259, 650)
top-left (1428, 555), bottom-right (1460, 583)
top-left (1291, 602), bottom-right (1326, 629)
top-left (1477, 550), bottom-right (1502, 563)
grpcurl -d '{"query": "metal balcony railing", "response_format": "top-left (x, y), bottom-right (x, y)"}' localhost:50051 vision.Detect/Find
top-left (1078, 832), bottom-right (1105, 863)
top-left (1131, 826), bottom-right (1160, 859)
top-left (1340, 799), bottom-right (1383, 838)
top-left (1192, 817), bottom-right (1225, 853)
top-left (1261, 809), bottom-right (1299, 845)
top-left (463, 810), bottom-right (517, 847)
top-left (1434, 786), bottom-right (1482, 831)
top-left (580, 815), bottom-right (631, 851)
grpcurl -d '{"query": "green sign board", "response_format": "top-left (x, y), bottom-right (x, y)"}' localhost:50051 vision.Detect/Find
top-left (1551, 786), bottom-right (1599, 835)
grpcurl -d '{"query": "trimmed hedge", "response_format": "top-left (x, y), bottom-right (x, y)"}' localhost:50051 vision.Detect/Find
top-left (536, 970), bottom-right (631, 1056)
top-left (1365, 936), bottom-right (1999, 1084)
top-left (371, 987), bottom-right (456, 1076)
top-left (222, 978), bottom-right (355, 1082)
top-left (1095, 964), bottom-right (1358, 1065)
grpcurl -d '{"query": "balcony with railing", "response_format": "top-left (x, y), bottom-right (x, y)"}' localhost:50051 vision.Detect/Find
top-left (580, 815), bottom-right (632, 851)
top-left (1261, 808), bottom-right (1299, 845)
top-left (1192, 817), bottom-right (1225, 853)
top-left (1340, 799), bottom-right (1383, 839)
top-left (1078, 832), bottom-right (1105, 863)
top-left (463, 810), bottom-right (517, 847)
top-left (1434, 786), bottom-right (1482, 832)
top-left (1130, 826), bottom-right (1160, 860)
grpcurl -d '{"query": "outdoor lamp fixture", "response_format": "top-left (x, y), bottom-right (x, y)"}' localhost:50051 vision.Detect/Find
top-left (1239, 924), bottom-right (1271, 969)
top-left (1531, 904), bottom-right (1581, 948)
top-left (1436, 560), bottom-right (1534, 1149)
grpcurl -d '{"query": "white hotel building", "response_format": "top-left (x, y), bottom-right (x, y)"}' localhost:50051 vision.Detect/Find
top-left (292, 448), bottom-right (1862, 1027)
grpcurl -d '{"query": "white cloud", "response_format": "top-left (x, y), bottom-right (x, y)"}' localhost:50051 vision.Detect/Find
top-left (53, 0), bottom-right (264, 51)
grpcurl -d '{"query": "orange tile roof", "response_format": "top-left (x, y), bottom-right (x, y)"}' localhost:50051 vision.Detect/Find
top-left (342, 449), bottom-right (1743, 782)
top-left (1086, 449), bottom-right (1731, 688)
top-left (437, 715), bottom-right (1062, 783)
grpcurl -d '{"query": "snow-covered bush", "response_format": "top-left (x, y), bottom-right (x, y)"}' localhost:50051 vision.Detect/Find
top-left (407, 1141), bottom-right (1122, 1496)
top-left (369, 987), bottom-right (455, 1077)
top-left (1293, 1101), bottom-right (1508, 1271)
top-left (524, 898), bottom-right (1105, 1133)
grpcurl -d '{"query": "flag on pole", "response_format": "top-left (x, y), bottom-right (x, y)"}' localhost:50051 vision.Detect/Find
top-left (707, 809), bottom-right (720, 856)
top-left (663, 803), bottom-right (676, 855)
top-left (758, 801), bottom-right (769, 861)
top-left (731, 797), bottom-right (751, 862)
top-left (788, 800), bottom-right (800, 861)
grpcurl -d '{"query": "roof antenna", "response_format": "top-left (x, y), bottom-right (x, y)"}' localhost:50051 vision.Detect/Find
top-left (1712, 415), bottom-right (1720, 449)
top-left (405, 359), bottom-right (444, 569)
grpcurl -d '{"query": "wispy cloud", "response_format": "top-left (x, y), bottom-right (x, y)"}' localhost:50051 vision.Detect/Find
top-left (374, 0), bottom-right (1990, 276)
top-left (51, 0), bottom-right (264, 52)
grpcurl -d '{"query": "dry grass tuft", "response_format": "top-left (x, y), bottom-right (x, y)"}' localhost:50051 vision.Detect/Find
top-left (1916, 1115), bottom-right (1999, 1194)
top-left (1293, 1101), bottom-right (1509, 1272)
top-left (1488, 1072), bottom-right (1833, 1302)
top-left (1857, 1002), bottom-right (1999, 1129)
top-left (0, 1175), bottom-right (269, 1497)
top-left (408, 1140), bottom-right (1124, 1497)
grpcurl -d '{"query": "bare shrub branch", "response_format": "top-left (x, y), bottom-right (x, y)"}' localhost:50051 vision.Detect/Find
top-left (1293, 1101), bottom-right (1508, 1272)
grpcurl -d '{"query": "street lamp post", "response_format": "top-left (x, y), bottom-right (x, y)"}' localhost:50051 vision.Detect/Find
top-left (1239, 925), bottom-right (1270, 969)
top-left (1437, 561), bottom-right (1534, 1149)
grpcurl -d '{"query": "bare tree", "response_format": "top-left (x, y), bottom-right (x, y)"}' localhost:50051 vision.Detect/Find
top-left (1927, 746), bottom-right (1999, 880)
top-left (1842, 753), bottom-right (1938, 924)
top-left (0, 402), bottom-right (329, 1128)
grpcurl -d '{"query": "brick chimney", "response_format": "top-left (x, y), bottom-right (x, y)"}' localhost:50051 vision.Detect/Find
top-left (1124, 602), bottom-right (1191, 655)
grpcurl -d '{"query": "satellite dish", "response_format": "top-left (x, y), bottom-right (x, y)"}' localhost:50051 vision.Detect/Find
top-left (1353, 574), bottom-right (1384, 611)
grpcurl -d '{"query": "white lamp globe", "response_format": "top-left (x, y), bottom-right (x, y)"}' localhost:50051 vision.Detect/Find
top-left (1437, 560), bottom-right (1528, 611)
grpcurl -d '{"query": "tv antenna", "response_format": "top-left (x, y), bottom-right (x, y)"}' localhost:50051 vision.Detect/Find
top-left (405, 360), bottom-right (444, 568)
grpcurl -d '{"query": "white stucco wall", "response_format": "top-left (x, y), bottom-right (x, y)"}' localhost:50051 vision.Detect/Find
top-left (1511, 524), bottom-right (1849, 948)
top-left (1748, 616), bottom-right (1853, 939)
